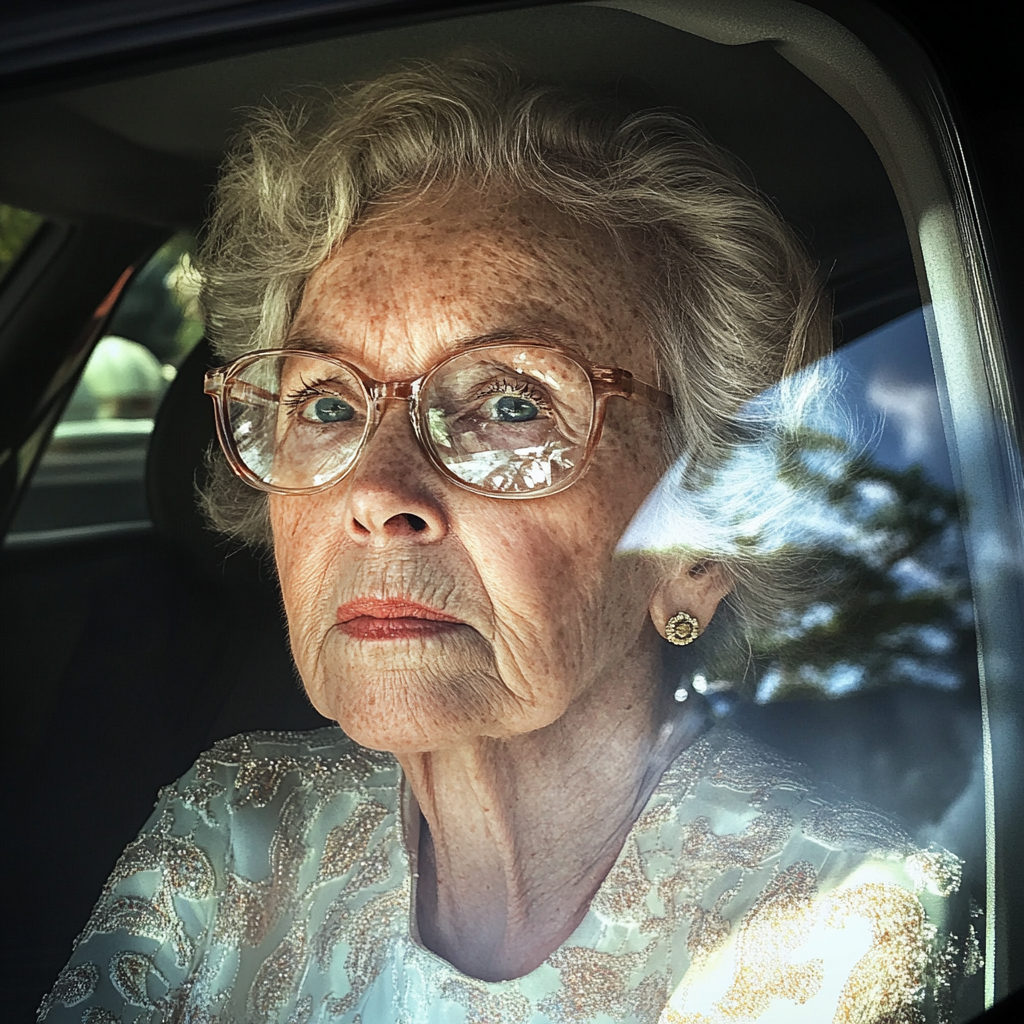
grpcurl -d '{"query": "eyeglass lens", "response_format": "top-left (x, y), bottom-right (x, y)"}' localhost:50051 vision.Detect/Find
top-left (223, 345), bottom-right (596, 495)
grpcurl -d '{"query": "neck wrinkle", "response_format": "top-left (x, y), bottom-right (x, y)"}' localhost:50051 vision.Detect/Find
top-left (395, 691), bottom-right (708, 981)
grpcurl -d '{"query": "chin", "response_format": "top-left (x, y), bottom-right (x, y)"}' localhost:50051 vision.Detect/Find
top-left (304, 662), bottom-right (529, 754)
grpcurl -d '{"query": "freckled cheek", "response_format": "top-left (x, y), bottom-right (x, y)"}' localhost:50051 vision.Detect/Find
top-left (601, 409), bottom-right (669, 490)
top-left (463, 503), bottom-right (619, 629)
top-left (270, 496), bottom-right (337, 631)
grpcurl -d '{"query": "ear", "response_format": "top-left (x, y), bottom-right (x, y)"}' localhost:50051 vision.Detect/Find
top-left (649, 559), bottom-right (732, 641)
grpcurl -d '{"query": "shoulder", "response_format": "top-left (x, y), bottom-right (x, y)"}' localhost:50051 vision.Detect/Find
top-left (38, 730), bottom-right (402, 1020)
top-left (702, 725), bottom-right (959, 892)
top-left (649, 725), bottom-right (963, 1022)
top-left (654, 724), bottom-right (959, 893)
top-left (84, 727), bottom-right (400, 901)
top-left (162, 726), bottom-right (401, 822)
top-left (96, 727), bottom-right (402, 902)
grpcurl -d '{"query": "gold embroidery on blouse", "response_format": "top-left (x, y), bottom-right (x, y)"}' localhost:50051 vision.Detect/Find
top-left (287, 993), bottom-right (314, 1024)
top-left (80, 1009), bottom-right (120, 1023)
top-left (803, 800), bottom-right (964, 902)
top-left (214, 870), bottom-right (271, 946)
top-left (708, 736), bottom-right (813, 803)
top-left (905, 848), bottom-right (962, 898)
top-left (109, 949), bottom-right (166, 1008)
top-left (591, 837), bottom-right (655, 923)
top-left (335, 882), bottom-right (411, 1012)
top-left (665, 865), bottom-right (944, 1024)
top-left (157, 945), bottom-right (235, 1022)
top-left (720, 861), bottom-right (825, 1019)
top-left (219, 784), bottom-right (377, 950)
top-left (655, 806), bottom-right (794, 940)
top-left (652, 736), bottom-right (715, 800)
top-left (312, 821), bottom-right (403, 972)
top-left (826, 883), bottom-right (930, 1024)
top-left (94, 893), bottom-right (170, 947)
top-left (686, 878), bottom-right (743, 966)
top-left (636, 799), bottom-right (679, 835)
top-left (78, 828), bottom-right (214, 968)
top-left (178, 777), bottom-right (226, 820)
top-left (540, 947), bottom-right (655, 1021)
top-left (317, 799), bottom-right (390, 881)
top-left (247, 919), bottom-right (310, 1022)
top-left (962, 902), bottom-right (984, 978)
top-left (801, 802), bottom-right (913, 855)
top-left (633, 971), bottom-right (675, 1022)
top-left (350, 833), bottom-right (395, 891)
top-left (435, 975), bottom-right (533, 1024)
top-left (663, 862), bottom-right (826, 1022)
top-left (37, 961), bottom-right (99, 1015)
top-left (193, 730), bottom-right (393, 807)
top-left (681, 807), bottom-right (793, 870)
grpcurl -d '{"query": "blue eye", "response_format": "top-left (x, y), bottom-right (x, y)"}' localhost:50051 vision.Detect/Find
top-left (311, 396), bottom-right (355, 422)
top-left (493, 395), bottom-right (539, 422)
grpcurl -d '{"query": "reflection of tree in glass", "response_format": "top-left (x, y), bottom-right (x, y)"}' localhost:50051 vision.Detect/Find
top-left (709, 432), bottom-right (975, 703)
top-left (698, 433), bottom-right (982, 834)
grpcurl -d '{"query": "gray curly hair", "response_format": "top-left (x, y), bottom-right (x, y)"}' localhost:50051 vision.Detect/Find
top-left (197, 58), bottom-right (832, 649)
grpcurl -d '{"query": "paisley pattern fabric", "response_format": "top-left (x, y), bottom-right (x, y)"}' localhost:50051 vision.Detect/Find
top-left (39, 725), bottom-right (965, 1023)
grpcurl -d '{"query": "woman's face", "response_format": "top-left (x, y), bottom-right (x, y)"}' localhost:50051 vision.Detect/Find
top-left (270, 189), bottom-right (681, 753)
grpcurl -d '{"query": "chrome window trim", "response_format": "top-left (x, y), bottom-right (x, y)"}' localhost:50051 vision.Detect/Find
top-left (590, 0), bottom-right (1023, 1004)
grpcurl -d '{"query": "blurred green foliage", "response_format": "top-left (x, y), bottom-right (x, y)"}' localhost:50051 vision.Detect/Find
top-left (0, 203), bottom-right (44, 283)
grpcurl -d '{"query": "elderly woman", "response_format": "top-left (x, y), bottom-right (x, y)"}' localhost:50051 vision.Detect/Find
top-left (41, 62), bottom-right (959, 1023)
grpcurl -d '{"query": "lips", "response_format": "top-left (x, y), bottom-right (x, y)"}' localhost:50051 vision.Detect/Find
top-left (335, 598), bottom-right (463, 640)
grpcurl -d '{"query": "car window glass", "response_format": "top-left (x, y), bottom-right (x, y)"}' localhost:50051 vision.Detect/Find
top-left (719, 307), bottom-right (982, 843)
top-left (6, 233), bottom-right (202, 541)
top-left (626, 302), bottom-right (985, 945)
top-left (0, 202), bottom-right (45, 284)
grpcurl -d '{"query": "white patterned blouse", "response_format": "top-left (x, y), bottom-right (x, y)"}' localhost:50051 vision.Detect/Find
top-left (39, 725), bottom-right (967, 1023)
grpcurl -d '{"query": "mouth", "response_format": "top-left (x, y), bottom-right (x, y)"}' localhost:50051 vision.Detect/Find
top-left (335, 597), bottom-right (464, 641)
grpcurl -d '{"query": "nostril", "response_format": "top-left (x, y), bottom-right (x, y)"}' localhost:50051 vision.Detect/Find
top-left (353, 510), bottom-right (437, 539)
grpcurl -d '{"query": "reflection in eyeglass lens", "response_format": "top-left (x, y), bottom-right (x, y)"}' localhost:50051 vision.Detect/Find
top-left (421, 346), bottom-right (594, 494)
top-left (276, 360), bottom-right (369, 489)
top-left (225, 347), bottom-right (600, 495)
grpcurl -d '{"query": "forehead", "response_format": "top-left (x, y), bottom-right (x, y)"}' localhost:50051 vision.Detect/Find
top-left (287, 189), bottom-right (656, 377)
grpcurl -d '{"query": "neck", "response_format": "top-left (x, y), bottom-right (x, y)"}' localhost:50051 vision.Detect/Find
top-left (397, 657), bottom-right (704, 981)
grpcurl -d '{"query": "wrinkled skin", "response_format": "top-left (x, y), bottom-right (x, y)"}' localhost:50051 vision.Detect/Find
top-left (270, 187), bottom-right (729, 980)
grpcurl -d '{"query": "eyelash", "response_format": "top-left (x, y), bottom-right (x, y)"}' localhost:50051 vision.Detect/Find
top-left (281, 375), bottom-right (348, 413)
top-left (474, 377), bottom-right (550, 409)
top-left (279, 374), bottom-right (550, 415)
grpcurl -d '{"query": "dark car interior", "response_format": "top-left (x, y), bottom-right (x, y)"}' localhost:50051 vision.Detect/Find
top-left (1, 1), bottom-right (1019, 1019)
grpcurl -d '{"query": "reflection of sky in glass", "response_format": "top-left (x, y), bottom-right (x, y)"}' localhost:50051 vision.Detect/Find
top-left (622, 305), bottom-right (955, 555)
top-left (838, 309), bottom-right (954, 488)
top-left (619, 306), bottom-right (974, 703)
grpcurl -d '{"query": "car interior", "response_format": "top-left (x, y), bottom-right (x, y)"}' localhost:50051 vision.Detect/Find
top-left (1, 1), bottom-right (1019, 1019)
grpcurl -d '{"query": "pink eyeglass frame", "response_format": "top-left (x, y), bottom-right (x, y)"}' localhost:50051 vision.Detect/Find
top-left (203, 341), bottom-right (674, 500)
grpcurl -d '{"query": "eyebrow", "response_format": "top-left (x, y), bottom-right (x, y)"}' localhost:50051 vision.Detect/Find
top-left (282, 322), bottom-right (577, 359)
top-left (282, 333), bottom-right (340, 354)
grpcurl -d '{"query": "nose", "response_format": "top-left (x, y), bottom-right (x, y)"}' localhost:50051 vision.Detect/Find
top-left (342, 399), bottom-right (448, 544)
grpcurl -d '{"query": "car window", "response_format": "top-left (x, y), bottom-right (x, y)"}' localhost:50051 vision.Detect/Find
top-left (5, 233), bottom-right (202, 543)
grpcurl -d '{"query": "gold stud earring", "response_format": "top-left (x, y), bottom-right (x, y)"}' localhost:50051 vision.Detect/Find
top-left (665, 611), bottom-right (701, 646)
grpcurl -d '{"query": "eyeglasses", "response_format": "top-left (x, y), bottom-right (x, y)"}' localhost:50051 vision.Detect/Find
top-left (204, 341), bottom-right (673, 499)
